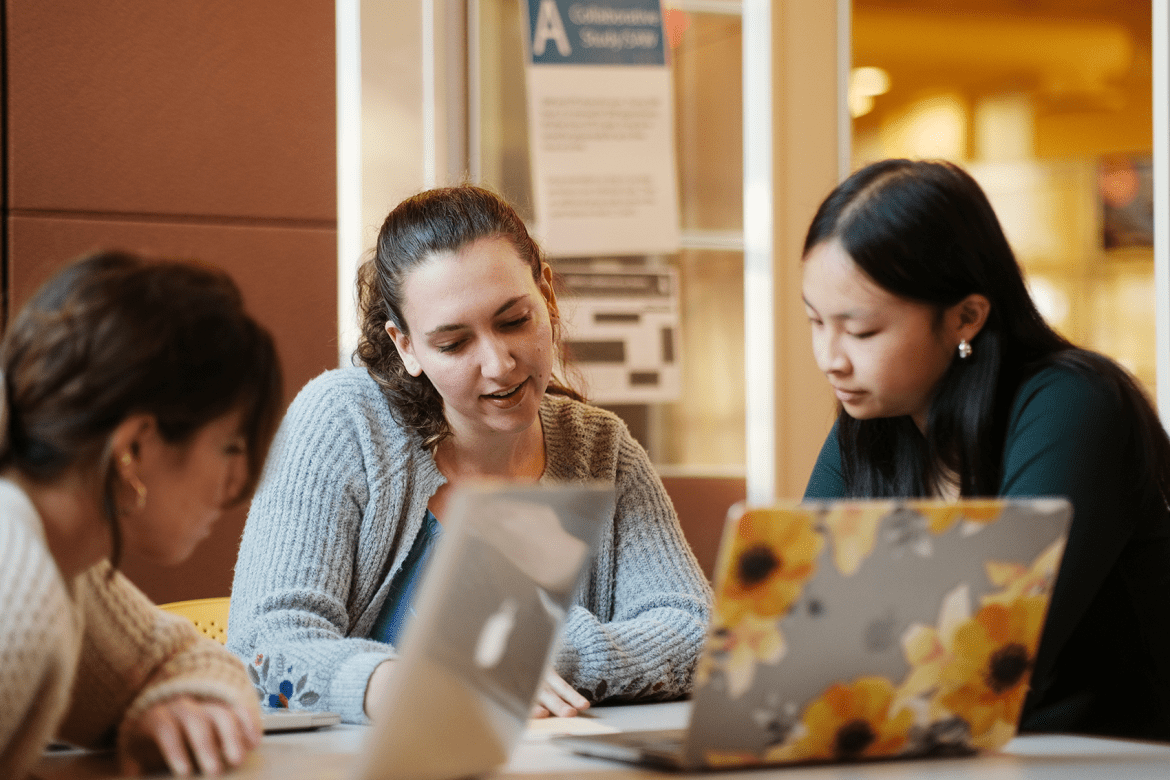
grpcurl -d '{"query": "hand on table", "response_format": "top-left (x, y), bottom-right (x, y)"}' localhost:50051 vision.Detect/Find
top-left (530, 670), bottom-right (590, 718)
top-left (119, 695), bottom-right (261, 776)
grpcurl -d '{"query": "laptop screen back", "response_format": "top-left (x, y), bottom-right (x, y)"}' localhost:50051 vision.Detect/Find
top-left (685, 498), bottom-right (1071, 768)
top-left (354, 483), bottom-right (613, 780)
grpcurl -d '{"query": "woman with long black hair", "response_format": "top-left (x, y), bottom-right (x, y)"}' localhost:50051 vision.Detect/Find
top-left (801, 158), bottom-right (1170, 740)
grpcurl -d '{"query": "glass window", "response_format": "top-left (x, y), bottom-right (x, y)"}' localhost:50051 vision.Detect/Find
top-left (474, 1), bottom-right (746, 473)
top-left (852, 1), bottom-right (1155, 393)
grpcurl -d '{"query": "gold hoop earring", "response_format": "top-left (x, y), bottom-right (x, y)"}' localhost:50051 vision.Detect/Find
top-left (119, 452), bottom-right (148, 511)
top-left (958, 339), bottom-right (973, 360)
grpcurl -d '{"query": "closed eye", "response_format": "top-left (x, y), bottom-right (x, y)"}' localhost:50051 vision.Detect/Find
top-left (851, 330), bottom-right (877, 340)
top-left (437, 340), bottom-right (465, 353)
top-left (501, 315), bottom-right (531, 330)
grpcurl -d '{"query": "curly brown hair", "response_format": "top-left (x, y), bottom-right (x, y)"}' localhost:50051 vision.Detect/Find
top-left (355, 185), bottom-right (581, 451)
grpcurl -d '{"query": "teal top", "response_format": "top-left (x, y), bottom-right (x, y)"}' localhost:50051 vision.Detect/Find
top-left (370, 510), bottom-right (443, 648)
top-left (806, 362), bottom-right (1170, 740)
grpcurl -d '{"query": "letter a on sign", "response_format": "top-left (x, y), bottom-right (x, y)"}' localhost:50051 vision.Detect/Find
top-left (532, 0), bottom-right (571, 57)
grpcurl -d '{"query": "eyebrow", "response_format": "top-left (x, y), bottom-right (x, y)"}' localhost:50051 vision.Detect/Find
top-left (802, 295), bottom-right (869, 321)
top-left (424, 295), bottom-right (529, 337)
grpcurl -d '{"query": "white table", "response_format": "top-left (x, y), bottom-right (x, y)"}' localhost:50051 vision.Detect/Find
top-left (33, 701), bottom-right (1170, 779)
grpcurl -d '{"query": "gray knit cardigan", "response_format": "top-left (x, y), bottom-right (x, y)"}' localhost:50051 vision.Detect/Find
top-left (227, 368), bottom-right (712, 724)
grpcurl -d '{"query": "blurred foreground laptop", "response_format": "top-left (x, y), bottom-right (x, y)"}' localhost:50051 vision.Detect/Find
top-left (260, 706), bottom-right (341, 732)
top-left (348, 482), bottom-right (612, 780)
top-left (555, 498), bottom-right (1071, 770)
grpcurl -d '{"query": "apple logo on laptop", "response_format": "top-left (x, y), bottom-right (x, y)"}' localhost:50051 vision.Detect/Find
top-left (475, 598), bottom-right (519, 668)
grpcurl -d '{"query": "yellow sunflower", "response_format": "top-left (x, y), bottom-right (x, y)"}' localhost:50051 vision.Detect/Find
top-left (716, 508), bottom-right (824, 623)
top-left (821, 502), bottom-right (889, 576)
top-left (698, 613), bottom-right (786, 698)
top-left (908, 500), bottom-right (1004, 535)
top-left (895, 583), bottom-right (971, 709)
top-left (984, 539), bottom-right (1065, 607)
top-left (704, 750), bottom-right (760, 768)
top-left (775, 677), bottom-right (914, 762)
top-left (936, 596), bottom-right (1048, 747)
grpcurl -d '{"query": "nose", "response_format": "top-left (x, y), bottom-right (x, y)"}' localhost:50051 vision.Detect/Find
top-left (812, 329), bottom-right (849, 377)
top-left (479, 333), bottom-right (517, 379)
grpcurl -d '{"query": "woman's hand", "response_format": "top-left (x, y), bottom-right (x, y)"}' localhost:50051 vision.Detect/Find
top-left (365, 659), bottom-right (396, 718)
top-left (119, 695), bottom-right (261, 776)
top-left (530, 670), bottom-right (591, 718)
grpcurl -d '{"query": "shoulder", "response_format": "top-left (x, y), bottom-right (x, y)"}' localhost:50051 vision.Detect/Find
top-left (540, 394), bottom-right (643, 480)
top-left (541, 393), bottom-right (635, 450)
top-left (280, 366), bottom-right (416, 449)
top-left (1003, 353), bottom-right (1138, 466)
top-left (540, 393), bottom-right (628, 437)
top-left (0, 488), bottom-right (77, 780)
top-left (0, 480), bottom-right (63, 599)
top-left (1010, 354), bottom-right (1127, 428)
top-left (0, 479), bottom-right (77, 664)
top-left (291, 366), bottom-right (393, 415)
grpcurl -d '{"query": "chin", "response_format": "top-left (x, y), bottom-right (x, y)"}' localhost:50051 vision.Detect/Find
top-left (488, 414), bottom-right (540, 436)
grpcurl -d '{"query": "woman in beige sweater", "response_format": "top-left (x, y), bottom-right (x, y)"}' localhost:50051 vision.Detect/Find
top-left (0, 251), bottom-right (282, 778)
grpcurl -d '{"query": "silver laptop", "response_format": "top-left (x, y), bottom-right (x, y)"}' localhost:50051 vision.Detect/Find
top-left (556, 498), bottom-right (1071, 770)
top-left (351, 482), bottom-right (613, 780)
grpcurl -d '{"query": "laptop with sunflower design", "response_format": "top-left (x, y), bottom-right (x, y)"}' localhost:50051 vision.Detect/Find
top-left (555, 498), bottom-right (1071, 769)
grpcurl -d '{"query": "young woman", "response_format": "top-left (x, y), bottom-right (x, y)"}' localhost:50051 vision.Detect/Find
top-left (228, 185), bottom-right (711, 723)
top-left (1, 251), bottom-right (283, 779)
top-left (801, 158), bottom-right (1170, 739)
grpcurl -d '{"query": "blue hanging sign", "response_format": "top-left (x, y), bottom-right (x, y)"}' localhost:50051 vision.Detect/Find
top-left (525, 0), bottom-right (667, 66)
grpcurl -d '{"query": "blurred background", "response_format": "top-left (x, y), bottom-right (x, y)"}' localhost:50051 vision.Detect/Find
top-left (477, 0), bottom-right (1154, 476)
top-left (2, 1), bottom-right (1156, 596)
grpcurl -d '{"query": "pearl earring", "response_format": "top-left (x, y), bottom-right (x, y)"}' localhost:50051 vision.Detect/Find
top-left (958, 339), bottom-right (973, 359)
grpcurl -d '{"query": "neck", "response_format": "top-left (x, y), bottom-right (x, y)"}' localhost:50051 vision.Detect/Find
top-left (912, 409), bottom-right (929, 435)
top-left (3, 467), bottom-right (110, 579)
top-left (437, 422), bottom-right (546, 483)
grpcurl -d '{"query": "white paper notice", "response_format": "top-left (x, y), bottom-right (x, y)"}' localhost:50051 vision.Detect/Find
top-left (522, 0), bottom-right (680, 257)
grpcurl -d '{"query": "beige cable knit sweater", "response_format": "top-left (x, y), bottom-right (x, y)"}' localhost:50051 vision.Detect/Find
top-left (0, 479), bottom-right (260, 780)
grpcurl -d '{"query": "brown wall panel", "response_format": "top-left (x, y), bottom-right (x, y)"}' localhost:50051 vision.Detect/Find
top-left (660, 475), bottom-right (746, 581)
top-left (6, 0), bottom-right (336, 221)
top-left (8, 214), bottom-right (338, 602)
top-left (9, 215), bottom-right (338, 396)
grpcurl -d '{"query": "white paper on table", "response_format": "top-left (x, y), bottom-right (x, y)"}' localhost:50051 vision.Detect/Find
top-left (523, 716), bottom-right (621, 740)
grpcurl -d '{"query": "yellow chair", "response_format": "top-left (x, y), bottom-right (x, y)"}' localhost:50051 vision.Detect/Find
top-left (159, 597), bottom-right (231, 645)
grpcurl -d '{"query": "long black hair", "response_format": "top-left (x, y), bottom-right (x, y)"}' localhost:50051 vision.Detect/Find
top-left (803, 159), bottom-right (1170, 512)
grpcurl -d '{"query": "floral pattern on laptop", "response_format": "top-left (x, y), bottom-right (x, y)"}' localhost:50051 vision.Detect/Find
top-left (697, 501), bottom-right (1065, 766)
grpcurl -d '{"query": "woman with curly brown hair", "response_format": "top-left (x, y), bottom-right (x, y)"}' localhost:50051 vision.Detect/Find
top-left (228, 185), bottom-right (711, 724)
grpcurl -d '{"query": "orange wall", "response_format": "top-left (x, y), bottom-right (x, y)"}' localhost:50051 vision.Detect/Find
top-left (4, 1), bottom-right (339, 603)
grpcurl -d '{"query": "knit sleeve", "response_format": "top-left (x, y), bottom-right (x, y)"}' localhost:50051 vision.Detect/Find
top-left (553, 417), bottom-right (713, 703)
top-left (0, 511), bottom-right (77, 780)
top-left (226, 370), bottom-right (415, 725)
top-left (55, 564), bottom-right (259, 753)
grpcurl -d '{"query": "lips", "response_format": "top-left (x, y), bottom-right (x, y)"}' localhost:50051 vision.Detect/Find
top-left (482, 378), bottom-right (529, 408)
top-left (833, 386), bottom-right (866, 403)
